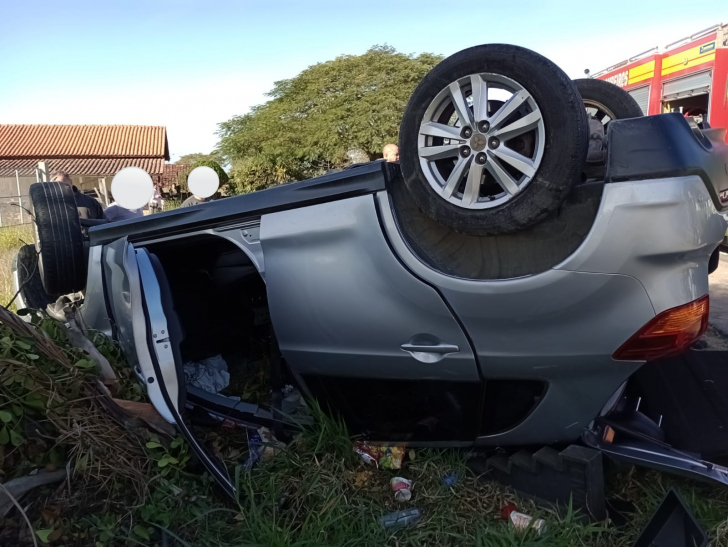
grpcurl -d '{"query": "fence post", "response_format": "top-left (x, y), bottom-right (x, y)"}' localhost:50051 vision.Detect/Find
top-left (15, 170), bottom-right (24, 224)
top-left (101, 177), bottom-right (109, 206)
top-left (37, 161), bottom-right (49, 182)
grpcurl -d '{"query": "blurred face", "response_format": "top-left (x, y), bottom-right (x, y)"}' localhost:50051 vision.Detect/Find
top-left (383, 144), bottom-right (399, 162)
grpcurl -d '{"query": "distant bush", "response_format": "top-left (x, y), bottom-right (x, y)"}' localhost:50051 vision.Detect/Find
top-left (162, 199), bottom-right (181, 212)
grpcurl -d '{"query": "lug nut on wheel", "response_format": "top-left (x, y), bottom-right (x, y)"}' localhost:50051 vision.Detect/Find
top-left (489, 137), bottom-right (500, 149)
top-left (476, 152), bottom-right (487, 164)
top-left (478, 120), bottom-right (490, 133)
top-left (461, 127), bottom-right (473, 139)
top-left (459, 145), bottom-right (471, 158)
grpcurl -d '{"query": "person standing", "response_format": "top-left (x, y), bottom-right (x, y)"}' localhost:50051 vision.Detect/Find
top-left (149, 182), bottom-right (165, 213)
top-left (103, 202), bottom-right (144, 222)
top-left (51, 171), bottom-right (104, 220)
top-left (181, 194), bottom-right (208, 208)
top-left (382, 144), bottom-right (399, 162)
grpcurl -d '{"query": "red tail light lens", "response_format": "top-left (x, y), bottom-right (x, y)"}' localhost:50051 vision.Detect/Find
top-left (613, 295), bottom-right (709, 361)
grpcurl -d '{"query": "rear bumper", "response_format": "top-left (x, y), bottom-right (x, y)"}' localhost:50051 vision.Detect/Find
top-left (606, 113), bottom-right (728, 214)
top-left (556, 175), bottom-right (726, 315)
top-left (583, 349), bottom-right (728, 489)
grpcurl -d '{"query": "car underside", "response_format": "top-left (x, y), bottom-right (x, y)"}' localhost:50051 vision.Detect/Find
top-left (16, 44), bottom-right (728, 498)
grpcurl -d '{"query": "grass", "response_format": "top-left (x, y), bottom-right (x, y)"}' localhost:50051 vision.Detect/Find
top-left (99, 402), bottom-right (728, 547)
top-left (1, 227), bottom-right (728, 545)
top-left (0, 224), bottom-right (34, 311)
top-left (2, 323), bottom-right (728, 546)
top-left (162, 199), bottom-right (181, 212)
top-left (192, 406), bottom-right (728, 547)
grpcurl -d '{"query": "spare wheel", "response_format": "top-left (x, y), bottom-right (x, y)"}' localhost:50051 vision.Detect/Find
top-left (29, 182), bottom-right (87, 296)
top-left (573, 78), bottom-right (643, 165)
top-left (399, 44), bottom-right (588, 236)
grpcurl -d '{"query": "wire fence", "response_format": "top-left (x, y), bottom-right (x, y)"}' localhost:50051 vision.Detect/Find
top-left (0, 196), bottom-right (31, 227)
top-left (0, 174), bottom-right (36, 227)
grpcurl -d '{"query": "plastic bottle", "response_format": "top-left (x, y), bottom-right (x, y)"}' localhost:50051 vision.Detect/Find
top-left (378, 508), bottom-right (422, 530)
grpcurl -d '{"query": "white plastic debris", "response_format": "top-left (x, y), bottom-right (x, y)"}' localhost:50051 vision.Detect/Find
top-left (183, 354), bottom-right (230, 394)
top-left (509, 511), bottom-right (546, 535)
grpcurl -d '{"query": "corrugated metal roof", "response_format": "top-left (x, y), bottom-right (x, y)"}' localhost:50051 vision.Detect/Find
top-left (0, 125), bottom-right (169, 159)
top-left (0, 158), bottom-right (166, 177)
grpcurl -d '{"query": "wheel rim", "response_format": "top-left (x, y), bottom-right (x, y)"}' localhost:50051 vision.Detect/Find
top-left (417, 73), bottom-right (546, 210)
top-left (583, 99), bottom-right (616, 129)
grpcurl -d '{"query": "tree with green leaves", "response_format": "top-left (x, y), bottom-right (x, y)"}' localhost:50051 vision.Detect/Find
top-left (217, 45), bottom-right (442, 193)
top-left (175, 152), bottom-right (224, 166)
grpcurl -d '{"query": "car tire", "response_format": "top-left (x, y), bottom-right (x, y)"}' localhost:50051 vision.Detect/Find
top-left (29, 182), bottom-right (86, 296)
top-left (573, 78), bottom-right (644, 121)
top-left (399, 44), bottom-right (588, 236)
top-left (574, 78), bottom-right (643, 172)
top-left (13, 244), bottom-right (55, 310)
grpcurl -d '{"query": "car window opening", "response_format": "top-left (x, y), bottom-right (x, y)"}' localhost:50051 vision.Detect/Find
top-left (141, 234), bottom-right (289, 423)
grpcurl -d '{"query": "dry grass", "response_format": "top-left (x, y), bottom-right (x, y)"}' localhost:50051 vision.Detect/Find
top-left (0, 224), bottom-right (34, 310)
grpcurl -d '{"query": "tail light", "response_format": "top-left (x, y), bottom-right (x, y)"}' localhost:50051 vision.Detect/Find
top-left (613, 295), bottom-right (709, 361)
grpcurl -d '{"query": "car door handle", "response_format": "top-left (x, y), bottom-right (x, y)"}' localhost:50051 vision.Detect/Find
top-left (401, 343), bottom-right (460, 354)
top-left (400, 342), bottom-right (460, 363)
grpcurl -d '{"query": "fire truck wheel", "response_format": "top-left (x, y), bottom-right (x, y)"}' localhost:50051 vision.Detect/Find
top-left (574, 78), bottom-right (644, 122)
top-left (400, 44), bottom-right (588, 236)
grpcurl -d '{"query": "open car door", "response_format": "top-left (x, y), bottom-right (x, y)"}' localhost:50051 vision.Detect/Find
top-left (102, 237), bottom-right (236, 497)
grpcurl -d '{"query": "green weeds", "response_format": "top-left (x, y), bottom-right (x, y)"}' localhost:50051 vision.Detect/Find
top-left (2, 307), bottom-right (728, 546)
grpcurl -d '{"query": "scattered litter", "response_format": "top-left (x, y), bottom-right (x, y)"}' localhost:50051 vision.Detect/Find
top-left (281, 384), bottom-right (306, 414)
top-left (244, 429), bottom-right (262, 470)
top-left (442, 472), bottom-right (458, 488)
top-left (244, 427), bottom-right (285, 469)
top-left (258, 426), bottom-right (285, 461)
top-left (378, 508), bottom-right (422, 530)
top-left (379, 446), bottom-right (405, 469)
top-left (184, 355), bottom-right (230, 394)
top-left (354, 441), bottom-right (380, 467)
top-left (221, 419), bottom-right (238, 430)
top-left (353, 441), bottom-right (405, 469)
top-left (500, 502), bottom-right (518, 521)
top-left (408, 449), bottom-right (416, 461)
top-left (508, 510), bottom-right (546, 536)
top-left (353, 469), bottom-right (373, 488)
top-left (390, 477), bottom-right (412, 502)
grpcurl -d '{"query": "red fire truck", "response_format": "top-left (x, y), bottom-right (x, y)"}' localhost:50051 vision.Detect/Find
top-left (594, 23), bottom-right (728, 132)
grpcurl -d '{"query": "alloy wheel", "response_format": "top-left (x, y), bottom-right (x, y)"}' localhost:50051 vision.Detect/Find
top-left (417, 73), bottom-right (546, 210)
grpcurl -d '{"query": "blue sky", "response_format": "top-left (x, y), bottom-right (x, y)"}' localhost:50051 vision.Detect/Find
top-left (1, 1), bottom-right (725, 160)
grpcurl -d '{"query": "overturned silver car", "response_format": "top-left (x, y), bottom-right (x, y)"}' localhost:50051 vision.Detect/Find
top-left (15, 44), bottom-right (728, 497)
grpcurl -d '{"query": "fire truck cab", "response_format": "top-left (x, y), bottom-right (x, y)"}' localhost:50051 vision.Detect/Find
top-left (595, 23), bottom-right (728, 133)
